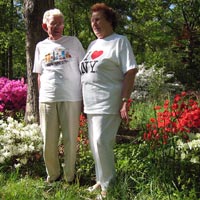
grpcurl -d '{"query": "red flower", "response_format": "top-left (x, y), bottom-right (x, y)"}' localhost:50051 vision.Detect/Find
top-left (154, 106), bottom-right (162, 110)
top-left (143, 91), bottom-right (200, 148)
top-left (174, 94), bottom-right (181, 103)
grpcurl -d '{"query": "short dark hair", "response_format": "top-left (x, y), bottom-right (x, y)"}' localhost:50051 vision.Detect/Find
top-left (91, 3), bottom-right (118, 30)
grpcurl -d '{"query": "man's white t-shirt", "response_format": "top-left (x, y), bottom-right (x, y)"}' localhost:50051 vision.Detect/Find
top-left (33, 36), bottom-right (85, 102)
top-left (80, 33), bottom-right (137, 114)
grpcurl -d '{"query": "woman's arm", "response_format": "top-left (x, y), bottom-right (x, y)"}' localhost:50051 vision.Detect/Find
top-left (120, 68), bottom-right (138, 123)
top-left (37, 74), bottom-right (41, 90)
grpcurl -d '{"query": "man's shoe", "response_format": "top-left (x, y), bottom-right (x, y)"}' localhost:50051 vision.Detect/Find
top-left (46, 175), bottom-right (62, 184)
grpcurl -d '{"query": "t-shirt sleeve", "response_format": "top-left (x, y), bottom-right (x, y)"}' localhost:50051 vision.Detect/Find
top-left (73, 37), bottom-right (85, 62)
top-left (119, 36), bottom-right (137, 74)
top-left (33, 44), bottom-right (42, 74)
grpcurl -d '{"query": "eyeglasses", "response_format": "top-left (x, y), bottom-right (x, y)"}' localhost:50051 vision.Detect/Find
top-left (49, 23), bottom-right (64, 28)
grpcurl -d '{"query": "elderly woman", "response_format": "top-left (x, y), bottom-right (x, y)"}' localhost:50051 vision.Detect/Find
top-left (80, 3), bottom-right (137, 199)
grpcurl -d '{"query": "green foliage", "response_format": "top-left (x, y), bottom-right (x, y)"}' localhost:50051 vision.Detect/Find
top-left (55, 0), bottom-right (95, 49)
top-left (1, 119), bottom-right (200, 199)
top-left (0, 0), bottom-right (26, 78)
top-left (129, 100), bottom-right (155, 131)
top-left (76, 139), bottom-right (95, 185)
top-left (1, 88), bottom-right (200, 198)
top-left (0, 0), bottom-right (199, 90)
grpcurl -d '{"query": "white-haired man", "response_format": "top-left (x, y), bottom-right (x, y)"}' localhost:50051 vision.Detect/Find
top-left (33, 8), bottom-right (85, 184)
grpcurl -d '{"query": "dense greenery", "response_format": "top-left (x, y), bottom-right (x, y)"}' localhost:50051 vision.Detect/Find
top-left (0, 71), bottom-right (200, 199)
top-left (0, 0), bottom-right (26, 78)
top-left (0, 1), bottom-right (200, 199)
top-left (0, 0), bottom-right (200, 89)
top-left (1, 95), bottom-right (200, 199)
top-left (56, 0), bottom-right (200, 90)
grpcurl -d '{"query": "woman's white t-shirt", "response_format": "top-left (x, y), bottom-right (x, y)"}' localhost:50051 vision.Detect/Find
top-left (33, 36), bottom-right (85, 102)
top-left (80, 33), bottom-right (137, 114)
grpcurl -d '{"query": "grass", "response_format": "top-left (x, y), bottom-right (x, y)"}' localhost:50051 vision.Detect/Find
top-left (0, 98), bottom-right (200, 199)
top-left (0, 167), bottom-right (172, 200)
top-left (0, 140), bottom-right (199, 200)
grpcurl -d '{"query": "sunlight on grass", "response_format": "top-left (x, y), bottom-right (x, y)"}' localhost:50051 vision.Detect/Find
top-left (1, 93), bottom-right (200, 199)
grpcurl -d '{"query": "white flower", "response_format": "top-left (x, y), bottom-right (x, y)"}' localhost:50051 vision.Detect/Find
top-left (14, 163), bottom-right (21, 168)
top-left (181, 152), bottom-right (186, 160)
top-left (29, 143), bottom-right (35, 152)
top-left (0, 117), bottom-right (43, 167)
top-left (27, 115), bottom-right (35, 122)
top-left (7, 117), bottom-right (14, 123)
top-left (190, 157), bottom-right (199, 164)
top-left (20, 158), bottom-right (28, 165)
top-left (196, 133), bottom-right (200, 139)
top-left (0, 156), bottom-right (5, 163)
top-left (2, 151), bottom-right (12, 158)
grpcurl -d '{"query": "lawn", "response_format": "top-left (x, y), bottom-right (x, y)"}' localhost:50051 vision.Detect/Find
top-left (1, 89), bottom-right (200, 199)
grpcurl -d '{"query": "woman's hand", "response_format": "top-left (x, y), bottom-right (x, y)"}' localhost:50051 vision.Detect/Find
top-left (120, 101), bottom-right (129, 124)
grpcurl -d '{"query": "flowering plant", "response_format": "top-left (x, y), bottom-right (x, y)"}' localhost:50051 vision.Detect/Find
top-left (176, 133), bottom-right (200, 163)
top-left (143, 92), bottom-right (200, 147)
top-left (0, 117), bottom-right (42, 168)
top-left (0, 77), bottom-right (27, 118)
top-left (131, 64), bottom-right (183, 100)
top-left (77, 113), bottom-right (88, 145)
top-left (0, 114), bottom-right (90, 169)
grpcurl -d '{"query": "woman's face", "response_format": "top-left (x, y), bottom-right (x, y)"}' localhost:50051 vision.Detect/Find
top-left (44, 15), bottom-right (64, 40)
top-left (91, 11), bottom-right (113, 39)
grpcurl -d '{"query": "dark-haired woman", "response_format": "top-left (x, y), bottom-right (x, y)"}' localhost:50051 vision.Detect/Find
top-left (80, 3), bottom-right (138, 199)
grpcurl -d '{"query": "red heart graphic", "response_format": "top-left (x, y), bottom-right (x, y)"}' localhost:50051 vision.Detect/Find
top-left (91, 50), bottom-right (103, 60)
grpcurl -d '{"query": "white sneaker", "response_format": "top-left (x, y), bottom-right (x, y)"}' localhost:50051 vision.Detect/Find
top-left (87, 183), bottom-right (101, 192)
top-left (96, 191), bottom-right (107, 200)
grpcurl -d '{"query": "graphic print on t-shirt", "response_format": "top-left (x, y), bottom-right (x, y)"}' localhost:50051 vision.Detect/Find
top-left (80, 50), bottom-right (104, 74)
top-left (44, 47), bottom-right (72, 66)
top-left (91, 50), bottom-right (103, 60)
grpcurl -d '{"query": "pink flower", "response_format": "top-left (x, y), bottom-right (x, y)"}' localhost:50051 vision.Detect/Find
top-left (0, 77), bottom-right (27, 115)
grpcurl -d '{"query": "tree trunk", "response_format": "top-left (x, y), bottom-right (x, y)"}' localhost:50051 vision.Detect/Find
top-left (23, 0), bottom-right (54, 124)
top-left (8, 46), bottom-right (13, 79)
top-left (8, 0), bottom-right (13, 79)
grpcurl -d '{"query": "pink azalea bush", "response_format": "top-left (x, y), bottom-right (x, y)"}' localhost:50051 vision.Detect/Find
top-left (0, 77), bottom-right (27, 117)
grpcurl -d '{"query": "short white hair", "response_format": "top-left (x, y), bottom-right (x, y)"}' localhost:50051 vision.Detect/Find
top-left (43, 8), bottom-right (64, 24)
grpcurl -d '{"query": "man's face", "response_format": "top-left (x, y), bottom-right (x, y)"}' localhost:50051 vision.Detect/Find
top-left (44, 15), bottom-right (64, 40)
